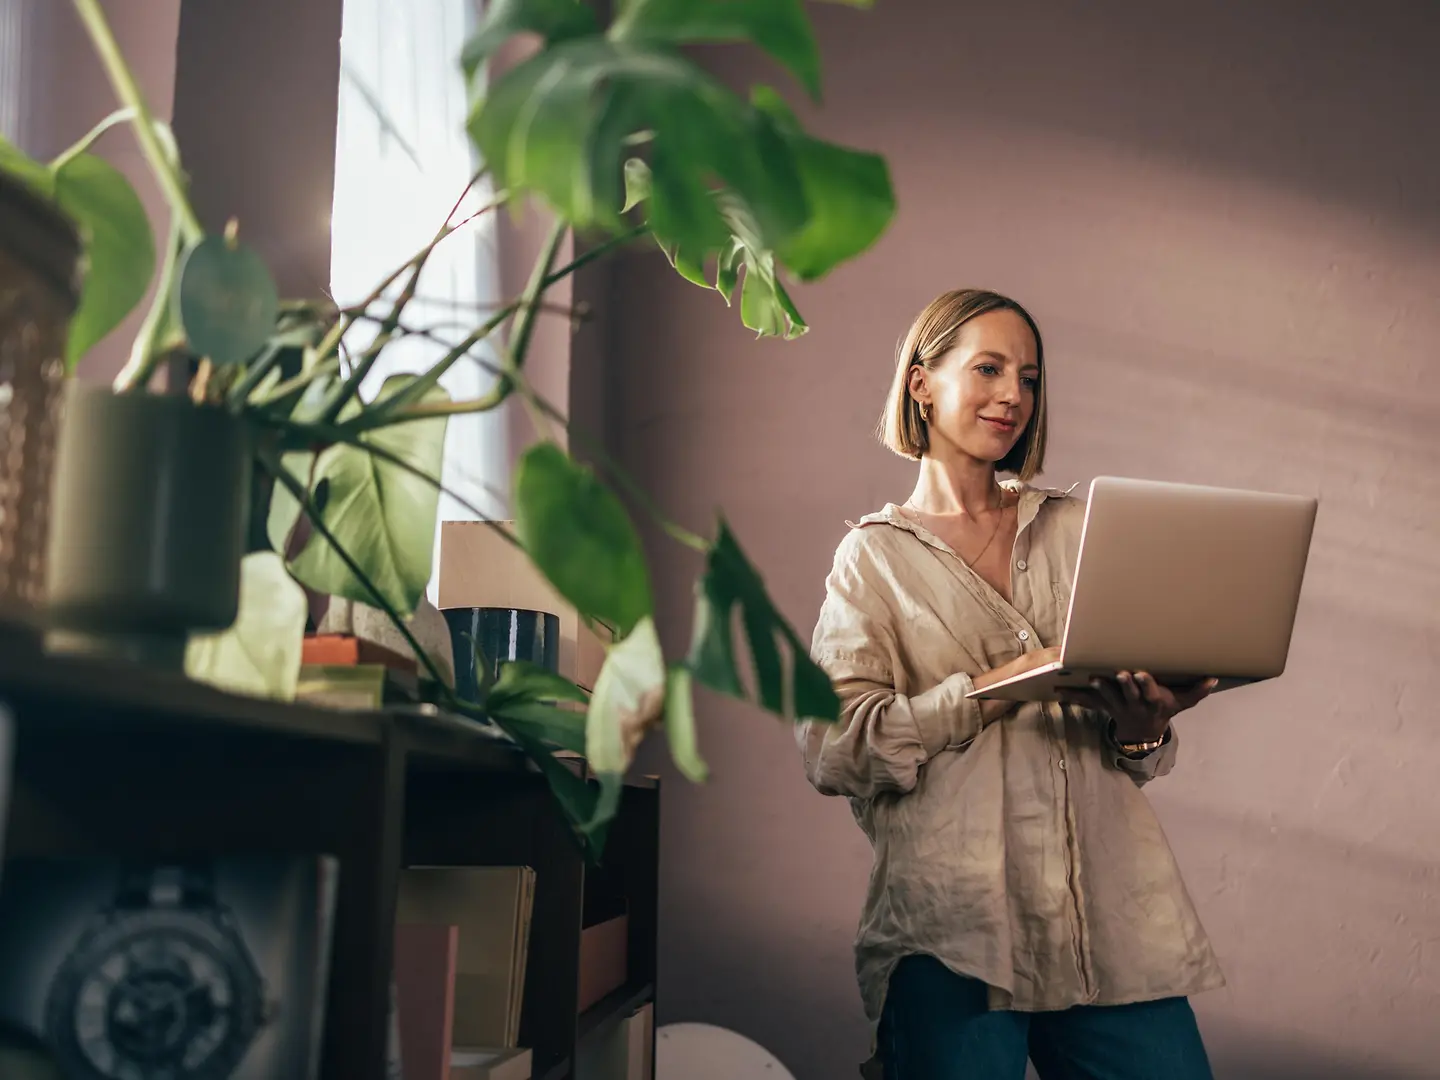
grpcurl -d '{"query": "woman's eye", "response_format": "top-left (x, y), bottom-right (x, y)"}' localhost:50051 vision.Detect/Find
top-left (977, 364), bottom-right (998, 375)
top-left (1021, 376), bottom-right (1038, 389)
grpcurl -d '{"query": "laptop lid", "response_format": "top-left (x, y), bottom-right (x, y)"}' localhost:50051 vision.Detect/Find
top-left (1058, 476), bottom-right (1318, 681)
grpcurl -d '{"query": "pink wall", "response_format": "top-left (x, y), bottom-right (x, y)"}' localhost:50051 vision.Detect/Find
top-left (38, 0), bottom-right (181, 386)
top-left (602, 2), bottom-right (1440, 1077)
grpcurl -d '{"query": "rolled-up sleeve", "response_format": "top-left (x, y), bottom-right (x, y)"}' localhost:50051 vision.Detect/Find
top-left (1104, 723), bottom-right (1179, 786)
top-left (797, 534), bottom-right (985, 799)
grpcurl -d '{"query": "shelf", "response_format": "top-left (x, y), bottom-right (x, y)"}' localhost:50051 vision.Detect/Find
top-left (577, 981), bottom-right (656, 1044)
top-left (393, 707), bottom-right (531, 775)
top-left (1, 650), bottom-right (660, 1080)
top-left (0, 644), bottom-right (384, 746)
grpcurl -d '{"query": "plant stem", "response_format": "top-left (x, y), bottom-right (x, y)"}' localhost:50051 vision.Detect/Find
top-left (312, 185), bottom-right (505, 413)
top-left (49, 106), bottom-right (136, 172)
top-left (70, 0), bottom-right (202, 246)
top-left (552, 225), bottom-right (646, 283)
top-left (112, 216), bottom-right (183, 393)
top-left (250, 353), bottom-right (342, 409)
top-left (262, 453), bottom-right (448, 688)
top-left (225, 340), bottom-right (287, 409)
top-left (348, 223), bottom-right (624, 428)
top-left (507, 219), bottom-right (569, 374)
top-left (258, 416), bottom-right (523, 553)
top-left (315, 253), bottom-right (428, 424)
top-left (377, 219), bottom-right (567, 425)
top-left (329, 329), bottom-right (709, 555)
top-left (341, 306), bottom-right (517, 430)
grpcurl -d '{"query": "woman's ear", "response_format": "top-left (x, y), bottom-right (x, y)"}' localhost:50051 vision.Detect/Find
top-left (907, 363), bottom-right (927, 403)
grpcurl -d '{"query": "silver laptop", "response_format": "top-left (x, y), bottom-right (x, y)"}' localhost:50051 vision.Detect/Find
top-left (967, 476), bottom-right (1318, 702)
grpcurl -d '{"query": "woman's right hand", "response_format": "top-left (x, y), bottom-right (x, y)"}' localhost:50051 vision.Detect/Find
top-left (971, 646), bottom-right (1061, 723)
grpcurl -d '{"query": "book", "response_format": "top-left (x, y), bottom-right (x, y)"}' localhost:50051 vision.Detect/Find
top-left (297, 663), bottom-right (420, 710)
top-left (303, 633), bottom-right (419, 675)
top-left (574, 1001), bottom-right (652, 1080)
top-left (451, 1045), bottom-right (532, 1080)
top-left (397, 867), bottom-right (536, 1049)
top-left (626, 1002), bottom-right (654, 1080)
top-left (394, 923), bottom-right (460, 1080)
top-left (0, 854), bottom-right (339, 1079)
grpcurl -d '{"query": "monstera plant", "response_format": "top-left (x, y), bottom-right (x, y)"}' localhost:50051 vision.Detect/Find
top-left (0, 0), bottom-right (895, 854)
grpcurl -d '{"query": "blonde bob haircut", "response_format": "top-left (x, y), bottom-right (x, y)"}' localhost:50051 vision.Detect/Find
top-left (877, 288), bottom-right (1047, 480)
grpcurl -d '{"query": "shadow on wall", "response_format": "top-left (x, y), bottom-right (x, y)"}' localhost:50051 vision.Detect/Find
top-left (1200, 1026), bottom-right (1430, 1080)
top-left (613, 0), bottom-right (1440, 1076)
top-left (663, 884), bottom-right (1431, 1080)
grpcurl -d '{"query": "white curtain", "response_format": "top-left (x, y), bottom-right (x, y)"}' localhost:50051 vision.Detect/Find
top-left (330, 0), bottom-right (507, 604)
top-left (0, 0), bottom-right (44, 152)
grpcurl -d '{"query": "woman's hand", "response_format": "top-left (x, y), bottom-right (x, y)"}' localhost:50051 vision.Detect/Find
top-left (1060, 671), bottom-right (1218, 744)
top-left (972, 646), bottom-right (1062, 724)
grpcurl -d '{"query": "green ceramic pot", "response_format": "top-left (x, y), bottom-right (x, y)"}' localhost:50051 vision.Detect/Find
top-left (43, 383), bottom-right (252, 670)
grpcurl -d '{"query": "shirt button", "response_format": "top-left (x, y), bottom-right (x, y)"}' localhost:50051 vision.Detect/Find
top-left (1016, 559), bottom-right (1028, 571)
top-left (1059, 759), bottom-right (1067, 770)
top-left (1017, 630), bottom-right (1030, 641)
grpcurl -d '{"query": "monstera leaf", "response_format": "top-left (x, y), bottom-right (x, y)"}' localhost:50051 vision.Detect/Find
top-left (749, 86), bottom-right (893, 280)
top-left (467, 34), bottom-right (807, 261)
top-left (688, 518), bottom-right (840, 723)
top-left (616, 86), bottom-right (893, 338)
top-left (184, 552), bottom-right (307, 700)
top-left (268, 375), bottom-right (449, 616)
top-left (496, 714), bottom-right (611, 862)
top-left (463, 0), bottom-right (895, 340)
top-left (582, 616), bottom-right (667, 832)
top-left (513, 443), bottom-right (653, 637)
top-left (460, 0), bottom-right (597, 75)
top-left (663, 665), bottom-right (708, 783)
top-left (483, 660), bottom-right (590, 754)
top-left (626, 159), bottom-right (810, 339)
top-left (609, 0), bottom-right (828, 99)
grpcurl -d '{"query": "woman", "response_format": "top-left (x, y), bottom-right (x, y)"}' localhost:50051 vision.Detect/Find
top-left (799, 289), bottom-right (1225, 1080)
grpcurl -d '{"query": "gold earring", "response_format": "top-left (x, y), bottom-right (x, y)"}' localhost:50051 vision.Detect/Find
top-left (920, 402), bottom-right (931, 423)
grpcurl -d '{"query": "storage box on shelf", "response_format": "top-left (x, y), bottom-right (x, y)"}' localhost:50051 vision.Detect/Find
top-left (0, 649), bottom-right (658, 1080)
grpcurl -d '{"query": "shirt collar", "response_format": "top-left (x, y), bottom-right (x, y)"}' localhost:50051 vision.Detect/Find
top-left (847, 480), bottom-right (1077, 534)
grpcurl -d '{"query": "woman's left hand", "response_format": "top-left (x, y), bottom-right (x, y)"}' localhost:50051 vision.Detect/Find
top-left (1059, 671), bottom-right (1218, 744)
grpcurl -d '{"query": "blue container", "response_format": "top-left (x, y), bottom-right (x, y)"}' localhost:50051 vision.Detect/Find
top-left (444, 607), bottom-right (560, 702)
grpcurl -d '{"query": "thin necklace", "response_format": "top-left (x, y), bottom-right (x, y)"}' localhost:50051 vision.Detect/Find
top-left (905, 487), bottom-right (1008, 567)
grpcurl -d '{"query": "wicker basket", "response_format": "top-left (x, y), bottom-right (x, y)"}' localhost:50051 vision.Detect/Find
top-left (0, 172), bottom-right (80, 639)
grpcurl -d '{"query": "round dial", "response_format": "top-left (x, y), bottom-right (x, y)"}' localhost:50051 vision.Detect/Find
top-left (45, 910), bottom-right (264, 1080)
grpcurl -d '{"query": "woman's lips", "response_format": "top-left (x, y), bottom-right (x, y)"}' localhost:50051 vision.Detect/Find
top-left (981, 416), bottom-right (1017, 433)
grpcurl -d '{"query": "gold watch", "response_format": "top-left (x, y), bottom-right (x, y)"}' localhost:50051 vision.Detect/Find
top-left (1110, 719), bottom-right (1170, 756)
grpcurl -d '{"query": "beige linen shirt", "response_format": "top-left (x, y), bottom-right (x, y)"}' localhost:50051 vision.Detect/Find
top-left (799, 480), bottom-right (1225, 1036)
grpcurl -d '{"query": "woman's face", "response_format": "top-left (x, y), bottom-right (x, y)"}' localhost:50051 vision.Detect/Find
top-left (909, 308), bottom-right (1040, 465)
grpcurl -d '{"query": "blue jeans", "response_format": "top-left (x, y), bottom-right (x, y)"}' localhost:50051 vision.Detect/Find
top-left (880, 955), bottom-right (1214, 1080)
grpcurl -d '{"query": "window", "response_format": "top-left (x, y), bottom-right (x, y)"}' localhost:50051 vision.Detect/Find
top-left (0, 0), bottom-right (42, 151)
top-left (330, 0), bottom-right (506, 603)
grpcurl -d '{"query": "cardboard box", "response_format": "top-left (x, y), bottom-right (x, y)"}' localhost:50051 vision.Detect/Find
top-left (438, 521), bottom-right (613, 690)
top-left (577, 914), bottom-right (629, 1014)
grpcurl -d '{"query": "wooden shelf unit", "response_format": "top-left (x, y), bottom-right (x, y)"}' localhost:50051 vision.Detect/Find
top-left (0, 648), bottom-right (659, 1080)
